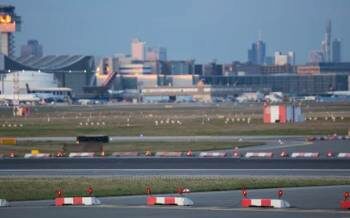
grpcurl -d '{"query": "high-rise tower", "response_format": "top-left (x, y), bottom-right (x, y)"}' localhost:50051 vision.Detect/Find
top-left (0, 4), bottom-right (21, 57)
top-left (321, 19), bottom-right (331, 62)
top-left (332, 38), bottom-right (341, 63)
top-left (247, 40), bottom-right (266, 65)
top-left (131, 38), bottom-right (145, 61)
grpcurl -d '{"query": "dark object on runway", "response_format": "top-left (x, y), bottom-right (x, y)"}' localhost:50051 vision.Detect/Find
top-left (76, 136), bottom-right (109, 143)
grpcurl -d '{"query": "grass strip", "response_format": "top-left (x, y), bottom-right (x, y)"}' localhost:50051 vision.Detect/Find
top-left (0, 177), bottom-right (349, 201)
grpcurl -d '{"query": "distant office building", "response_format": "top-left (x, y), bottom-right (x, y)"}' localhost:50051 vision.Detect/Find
top-left (194, 64), bottom-right (203, 76)
top-left (203, 61), bottom-right (223, 76)
top-left (162, 60), bottom-right (194, 75)
top-left (297, 62), bottom-right (350, 75)
top-left (248, 40), bottom-right (266, 65)
top-left (131, 38), bottom-right (145, 61)
top-left (274, 51), bottom-right (295, 66)
top-left (309, 50), bottom-right (324, 64)
top-left (223, 63), bottom-right (235, 76)
top-left (118, 63), bottom-right (152, 75)
top-left (146, 47), bottom-right (167, 61)
top-left (264, 56), bottom-right (274, 65)
top-left (332, 38), bottom-right (341, 63)
top-left (0, 4), bottom-right (21, 57)
top-left (20, 39), bottom-right (43, 57)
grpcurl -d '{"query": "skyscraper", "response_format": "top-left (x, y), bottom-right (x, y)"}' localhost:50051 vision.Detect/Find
top-left (131, 38), bottom-right (145, 61)
top-left (146, 47), bottom-right (167, 61)
top-left (20, 39), bottom-right (43, 57)
top-left (321, 19), bottom-right (331, 62)
top-left (332, 38), bottom-right (341, 63)
top-left (247, 40), bottom-right (266, 65)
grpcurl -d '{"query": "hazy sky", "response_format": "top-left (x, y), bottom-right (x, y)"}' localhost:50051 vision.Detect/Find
top-left (6, 0), bottom-right (350, 63)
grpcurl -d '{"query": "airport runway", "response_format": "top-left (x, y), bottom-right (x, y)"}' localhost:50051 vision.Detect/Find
top-left (0, 158), bottom-right (349, 177)
top-left (1, 158), bottom-right (349, 170)
top-left (16, 135), bottom-right (307, 142)
top-left (1, 168), bottom-right (349, 177)
top-left (2, 186), bottom-right (350, 218)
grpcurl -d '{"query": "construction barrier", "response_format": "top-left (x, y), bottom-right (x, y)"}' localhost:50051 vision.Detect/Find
top-left (68, 152), bottom-right (95, 158)
top-left (280, 151), bottom-right (289, 158)
top-left (55, 197), bottom-right (101, 206)
top-left (241, 198), bottom-right (290, 208)
top-left (241, 188), bottom-right (290, 208)
top-left (24, 153), bottom-right (50, 158)
top-left (232, 151), bottom-right (241, 158)
top-left (0, 199), bottom-right (9, 207)
top-left (290, 152), bottom-right (319, 158)
top-left (245, 152), bottom-right (273, 158)
top-left (111, 152), bottom-right (139, 157)
top-left (186, 150), bottom-right (193, 157)
top-left (337, 153), bottom-right (350, 158)
top-left (155, 152), bottom-right (182, 157)
top-left (326, 151), bottom-right (334, 158)
top-left (0, 137), bottom-right (16, 145)
top-left (146, 196), bottom-right (193, 206)
top-left (199, 152), bottom-right (227, 157)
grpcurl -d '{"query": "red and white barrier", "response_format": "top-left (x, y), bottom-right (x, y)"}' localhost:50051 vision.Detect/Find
top-left (241, 198), bottom-right (290, 208)
top-left (340, 192), bottom-right (350, 209)
top-left (186, 150), bottom-right (193, 157)
top-left (340, 200), bottom-right (350, 209)
top-left (55, 197), bottom-right (100, 206)
top-left (232, 151), bottom-right (241, 158)
top-left (147, 196), bottom-right (193, 206)
top-left (68, 152), bottom-right (95, 158)
top-left (291, 152), bottom-right (319, 158)
top-left (0, 199), bottom-right (9, 207)
top-left (111, 152), bottom-right (139, 157)
top-left (337, 153), bottom-right (350, 158)
top-left (24, 153), bottom-right (50, 158)
top-left (155, 152), bottom-right (182, 157)
top-left (245, 152), bottom-right (273, 158)
top-left (280, 151), bottom-right (289, 158)
top-left (199, 152), bottom-right (227, 157)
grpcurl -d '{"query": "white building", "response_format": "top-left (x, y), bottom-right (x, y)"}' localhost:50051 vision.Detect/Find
top-left (274, 51), bottom-right (295, 65)
top-left (0, 70), bottom-right (58, 94)
top-left (131, 38), bottom-right (145, 61)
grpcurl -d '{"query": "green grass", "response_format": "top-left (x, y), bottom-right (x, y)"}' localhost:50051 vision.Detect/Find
top-left (0, 177), bottom-right (349, 201)
top-left (0, 141), bottom-right (261, 156)
top-left (0, 103), bottom-right (349, 137)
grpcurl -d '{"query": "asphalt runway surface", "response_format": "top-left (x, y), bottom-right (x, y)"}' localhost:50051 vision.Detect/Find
top-left (0, 158), bottom-right (349, 169)
top-left (16, 135), bottom-right (307, 142)
top-left (1, 168), bottom-right (350, 177)
top-left (1, 139), bottom-right (349, 177)
top-left (2, 186), bottom-right (350, 218)
top-left (0, 158), bottom-right (349, 177)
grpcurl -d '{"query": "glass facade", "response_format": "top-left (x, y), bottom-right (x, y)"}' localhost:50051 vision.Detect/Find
top-left (202, 74), bottom-right (348, 95)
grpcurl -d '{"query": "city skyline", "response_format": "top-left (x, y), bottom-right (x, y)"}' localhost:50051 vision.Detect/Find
top-left (5, 0), bottom-right (350, 64)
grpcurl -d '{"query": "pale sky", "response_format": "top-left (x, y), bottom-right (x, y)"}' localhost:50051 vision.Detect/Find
top-left (6, 0), bottom-right (350, 64)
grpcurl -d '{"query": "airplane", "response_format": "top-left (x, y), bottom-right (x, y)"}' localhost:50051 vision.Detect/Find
top-left (25, 84), bottom-right (72, 102)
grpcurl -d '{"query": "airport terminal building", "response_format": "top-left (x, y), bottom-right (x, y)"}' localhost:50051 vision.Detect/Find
top-left (0, 54), bottom-right (95, 98)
